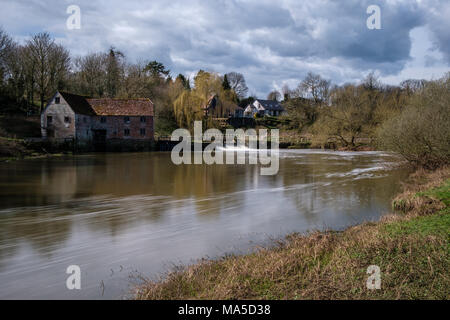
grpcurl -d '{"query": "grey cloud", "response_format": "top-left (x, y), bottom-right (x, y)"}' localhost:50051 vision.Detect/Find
top-left (0, 0), bottom-right (448, 96)
top-left (423, 0), bottom-right (450, 63)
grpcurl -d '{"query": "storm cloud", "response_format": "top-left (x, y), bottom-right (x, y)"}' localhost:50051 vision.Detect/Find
top-left (1, 0), bottom-right (448, 96)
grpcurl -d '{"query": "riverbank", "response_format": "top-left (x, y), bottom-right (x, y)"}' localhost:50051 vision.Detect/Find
top-left (0, 115), bottom-right (376, 158)
top-left (135, 167), bottom-right (449, 300)
top-left (0, 137), bottom-right (70, 162)
top-left (0, 115), bottom-right (56, 161)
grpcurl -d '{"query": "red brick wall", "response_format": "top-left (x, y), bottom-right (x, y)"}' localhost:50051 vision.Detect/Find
top-left (91, 116), bottom-right (154, 140)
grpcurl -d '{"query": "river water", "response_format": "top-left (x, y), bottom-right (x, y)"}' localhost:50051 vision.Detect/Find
top-left (0, 150), bottom-right (409, 299)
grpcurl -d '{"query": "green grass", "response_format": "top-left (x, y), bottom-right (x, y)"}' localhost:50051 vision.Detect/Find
top-left (384, 209), bottom-right (450, 238)
top-left (418, 179), bottom-right (450, 206)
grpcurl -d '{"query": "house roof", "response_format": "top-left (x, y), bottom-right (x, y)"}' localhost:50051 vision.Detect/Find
top-left (255, 99), bottom-right (284, 111)
top-left (203, 95), bottom-right (218, 110)
top-left (203, 94), bottom-right (243, 111)
top-left (59, 92), bottom-right (96, 115)
top-left (87, 98), bottom-right (154, 116)
top-left (57, 92), bottom-right (154, 116)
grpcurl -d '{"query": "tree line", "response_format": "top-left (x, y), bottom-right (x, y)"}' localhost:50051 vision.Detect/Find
top-left (273, 71), bottom-right (449, 168)
top-left (0, 28), bottom-right (448, 168)
top-left (0, 29), bottom-right (249, 134)
top-left (0, 30), bottom-right (70, 113)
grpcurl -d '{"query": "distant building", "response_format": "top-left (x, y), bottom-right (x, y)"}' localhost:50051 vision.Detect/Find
top-left (41, 91), bottom-right (154, 145)
top-left (203, 95), bottom-right (244, 118)
top-left (243, 99), bottom-right (284, 117)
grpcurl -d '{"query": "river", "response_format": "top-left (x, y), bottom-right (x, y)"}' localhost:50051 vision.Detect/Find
top-left (0, 150), bottom-right (409, 299)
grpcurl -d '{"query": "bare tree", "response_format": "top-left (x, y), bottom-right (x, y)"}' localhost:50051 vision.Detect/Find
top-left (362, 71), bottom-right (382, 91)
top-left (400, 79), bottom-right (427, 95)
top-left (22, 45), bottom-right (37, 107)
top-left (281, 83), bottom-right (291, 101)
top-left (27, 32), bottom-right (52, 111)
top-left (3, 43), bottom-right (26, 103)
top-left (120, 60), bottom-right (154, 98)
top-left (298, 72), bottom-right (330, 104)
top-left (267, 90), bottom-right (281, 101)
top-left (0, 28), bottom-right (13, 86)
top-left (0, 29), bottom-right (12, 60)
top-left (315, 84), bottom-right (371, 148)
top-left (74, 52), bottom-right (107, 97)
top-left (26, 32), bottom-right (70, 112)
top-left (48, 43), bottom-right (70, 92)
top-left (225, 72), bottom-right (248, 98)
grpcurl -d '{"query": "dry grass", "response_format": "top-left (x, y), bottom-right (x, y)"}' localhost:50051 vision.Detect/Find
top-left (135, 167), bottom-right (450, 300)
top-left (392, 167), bottom-right (449, 214)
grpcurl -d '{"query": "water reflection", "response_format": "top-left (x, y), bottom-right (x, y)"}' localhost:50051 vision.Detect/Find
top-left (0, 150), bottom-right (409, 299)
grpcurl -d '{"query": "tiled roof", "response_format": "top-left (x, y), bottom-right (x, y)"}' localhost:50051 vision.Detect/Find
top-left (87, 98), bottom-right (154, 116)
top-left (58, 92), bottom-right (154, 116)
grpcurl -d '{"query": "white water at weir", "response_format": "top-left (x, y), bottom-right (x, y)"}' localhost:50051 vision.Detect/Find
top-left (217, 145), bottom-right (266, 152)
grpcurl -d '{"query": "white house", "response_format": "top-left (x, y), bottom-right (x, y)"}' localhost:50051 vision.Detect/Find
top-left (243, 99), bottom-right (284, 117)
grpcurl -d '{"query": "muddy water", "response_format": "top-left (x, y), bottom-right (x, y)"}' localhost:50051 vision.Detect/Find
top-left (0, 150), bottom-right (409, 299)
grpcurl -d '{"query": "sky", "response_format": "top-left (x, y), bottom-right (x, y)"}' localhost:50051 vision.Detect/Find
top-left (0, 0), bottom-right (449, 97)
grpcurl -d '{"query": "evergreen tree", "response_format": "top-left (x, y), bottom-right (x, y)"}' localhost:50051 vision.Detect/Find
top-left (176, 74), bottom-right (191, 90)
top-left (222, 74), bottom-right (231, 90)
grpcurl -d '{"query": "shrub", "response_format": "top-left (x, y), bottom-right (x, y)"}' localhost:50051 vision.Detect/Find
top-left (377, 74), bottom-right (450, 169)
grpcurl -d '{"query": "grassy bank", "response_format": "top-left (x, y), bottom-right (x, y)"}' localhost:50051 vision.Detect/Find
top-left (0, 115), bottom-right (76, 161)
top-left (0, 115), bottom-right (42, 161)
top-left (135, 167), bottom-right (449, 300)
top-left (0, 137), bottom-right (68, 162)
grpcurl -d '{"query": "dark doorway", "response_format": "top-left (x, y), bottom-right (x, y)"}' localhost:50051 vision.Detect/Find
top-left (93, 129), bottom-right (107, 151)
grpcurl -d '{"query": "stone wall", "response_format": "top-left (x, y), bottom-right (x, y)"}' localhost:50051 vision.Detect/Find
top-left (41, 93), bottom-right (76, 139)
